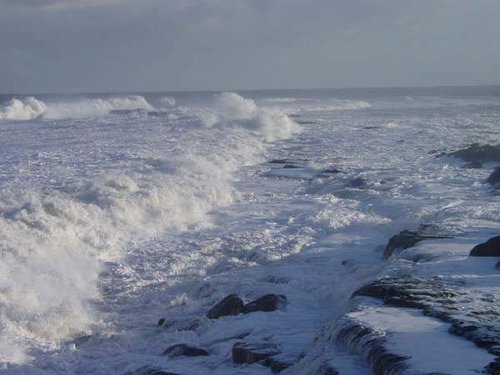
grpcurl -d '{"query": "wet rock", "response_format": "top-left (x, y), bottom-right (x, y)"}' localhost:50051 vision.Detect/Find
top-left (322, 168), bottom-right (341, 174)
top-left (268, 159), bottom-right (287, 164)
top-left (350, 177), bottom-right (367, 188)
top-left (232, 342), bottom-right (280, 364)
top-left (296, 120), bottom-right (317, 125)
top-left (318, 364), bottom-right (340, 375)
top-left (463, 161), bottom-right (483, 169)
top-left (383, 230), bottom-right (424, 258)
top-left (445, 143), bottom-right (500, 163)
top-left (496, 261), bottom-right (500, 270)
top-left (162, 343), bottom-right (209, 358)
top-left (123, 367), bottom-right (181, 375)
top-left (487, 167), bottom-right (500, 188)
top-left (352, 275), bottom-right (500, 363)
top-left (283, 164), bottom-right (299, 169)
top-left (383, 227), bottom-right (451, 258)
top-left (335, 319), bottom-right (409, 375)
top-left (157, 318), bottom-right (165, 327)
top-left (206, 294), bottom-right (244, 319)
top-left (243, 294), bottom-right (288, 314)
top-left (469, 236), bottom-right (500, 257)
top-left (74, 335), bottom-right (92, 348)
top-left (261, 355), bottom-right (295, 373)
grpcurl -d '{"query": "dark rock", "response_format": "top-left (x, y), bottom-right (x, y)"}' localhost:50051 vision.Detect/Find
top-left (243, 294), bottom-right (288, 314)
top-left (487, 167), bottom-right (500, 188)
top-left (446, 143), bottom-right (500, 163)
top-left (449, 322), bottom-right (478, 337)
top-left (383, 227), bottom-right (451, 258)
top-left (463, 161), bottom-right (483, 169)
top-left (469, 236), bottom-right (500, 257)
top-left (261, 356), bottom-right (294, 373)
top-left (122, 367), bottom-right (181, 375)
top-left (322, 168), bottom-right (341, 174)
top-left (157, 318), bottom-right (165, 327)
top-left (162, 343), bottom-right (209, 358)
top-left (350, 177), bottom-right (367, 188)
top-left (384, 230), bottom-right (424, 258)
top-left (318, 364), bottom-right (340, 375)
top-left (335, 319), bottom-right (409, 375)
top-left (268, 159), bottom-right (287, 164)
top-left (232, 342), bottom-right (279, 364)
top-left (74, 335), bottom-right (92, 348)
top-left (206, 294), bottom-right (244, 319)
top-left (283, 164), bottom-right (299, 169)
top-left (496, 261), bottom-right (500, 270)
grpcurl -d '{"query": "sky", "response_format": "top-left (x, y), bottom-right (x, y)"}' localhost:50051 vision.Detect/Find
top-left (1, 0), bottom-right (500, 93)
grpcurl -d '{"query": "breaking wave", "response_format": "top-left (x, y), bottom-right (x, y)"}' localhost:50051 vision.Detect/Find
top-left (0, 92), bottom-right (299, 363)
top-left (0, 95), bottom-right (154, 121)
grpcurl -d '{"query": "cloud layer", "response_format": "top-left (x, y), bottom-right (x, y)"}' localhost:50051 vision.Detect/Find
top-left (1, 0), bottom-right (500, 93)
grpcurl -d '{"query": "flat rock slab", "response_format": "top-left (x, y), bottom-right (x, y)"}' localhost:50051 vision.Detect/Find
top-left (444, 143), bottom-right (500, 163)
top-left (352, 275), bottom-right (500, 374)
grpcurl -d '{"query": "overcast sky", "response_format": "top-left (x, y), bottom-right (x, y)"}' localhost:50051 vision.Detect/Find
top-left (1, 0), bottom-right (500, 93)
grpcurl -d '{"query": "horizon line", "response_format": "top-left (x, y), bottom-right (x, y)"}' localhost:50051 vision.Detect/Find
top-left (1, 83), bottom-right (500, 97)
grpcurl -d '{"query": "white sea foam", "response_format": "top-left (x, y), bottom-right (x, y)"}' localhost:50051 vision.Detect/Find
top-left (0, 92), bottom-right (299, 363)
top-left (201, 92), bottom-right (301, 141)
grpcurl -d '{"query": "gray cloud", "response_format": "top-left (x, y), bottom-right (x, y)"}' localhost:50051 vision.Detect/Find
top-left (1, 0), bottom-right (500, 93)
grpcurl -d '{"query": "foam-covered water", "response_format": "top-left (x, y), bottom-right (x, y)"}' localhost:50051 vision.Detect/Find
top-left (0, 87), bottom-right (499, 374)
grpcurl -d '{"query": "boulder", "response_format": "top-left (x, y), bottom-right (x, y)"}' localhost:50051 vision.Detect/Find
top-left (243, 294), bottom-right (288, 314)
top-left (469, 236), bottom-right (500, 257)
top-left (206, 294), bottom-right (244, 319)
top-left (232, 342), bottom-right (279, 364)
top-left (162, 344), bottom-right (209, 358)
top-left (487, 167), bottom-right (500, 188)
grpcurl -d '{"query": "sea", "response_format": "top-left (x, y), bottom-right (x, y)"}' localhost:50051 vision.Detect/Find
top-left (0, 86), bottom-right (499, 374)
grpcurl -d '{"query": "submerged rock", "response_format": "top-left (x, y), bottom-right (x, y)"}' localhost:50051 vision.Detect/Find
top-left (321, 168), bottom-right (341, 174)
top-left (123, 367), bottom-right (181, 375)
top-left (206, 294), bottom-right (244, 319)
top-left (162, 343), bottom-right (209, 358)
top-left (232, 342), bottom-right (280, 364)
top-left (243, 294), bottom-right (288, 314)
top-left (261, 354), bottom-right (295, 373)
top-left (469, 236), bottom-right (500, 257)
top-left (283, 164), bottom-right (299, 169)
top-left (487, 167), bottom-right (500, 188)
top-left (349, 177), bottom-right (367, 188)
top-left (445, 143), bottom-right (500, 164)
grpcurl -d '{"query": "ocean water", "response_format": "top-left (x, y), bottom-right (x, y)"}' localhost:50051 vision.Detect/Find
top-left (0, 87), bottom-right (498, 374)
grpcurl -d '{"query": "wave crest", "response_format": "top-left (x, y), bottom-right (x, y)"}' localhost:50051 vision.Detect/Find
top-left (0, 95), bottom-right (155, 121)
